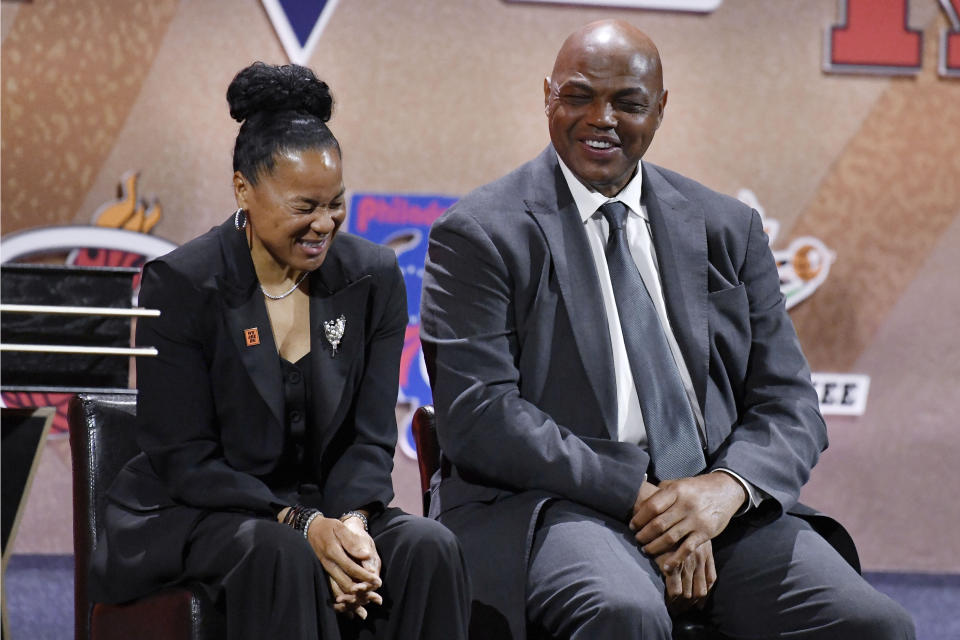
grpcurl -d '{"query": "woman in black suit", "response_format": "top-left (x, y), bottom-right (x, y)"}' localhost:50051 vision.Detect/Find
top-left (91, 62), bottom-right (470, 640)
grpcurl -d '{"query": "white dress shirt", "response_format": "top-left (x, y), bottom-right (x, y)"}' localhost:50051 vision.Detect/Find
top-left (556, 156), bottom-right (704, 446)
top-left (556, 155), bottom-right (761, 510)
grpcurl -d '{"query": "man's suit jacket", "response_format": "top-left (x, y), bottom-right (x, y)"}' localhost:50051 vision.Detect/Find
top-left (420, 147), bottom-right (842, 638)
top-left (91, 217), bottom-right (407, 603)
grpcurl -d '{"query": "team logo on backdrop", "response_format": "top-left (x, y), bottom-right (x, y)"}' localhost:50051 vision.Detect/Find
top-left (824, 0), bottom-right (960, 77)
top-left (347, 193), bottom-right (458, 459)
top-left (736, 189), bottom-right (834, 310)
top-left (1, 171), bottom-right (177, 273)
top-left (261, 0), bottom-right (341, 65)
top-left (0, 172), bottom-right (178, 434)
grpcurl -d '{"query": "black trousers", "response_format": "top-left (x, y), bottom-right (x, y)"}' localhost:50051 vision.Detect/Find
top-left (185, 507), bottom-right (470, 640)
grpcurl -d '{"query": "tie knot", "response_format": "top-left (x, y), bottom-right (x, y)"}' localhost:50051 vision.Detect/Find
top-left (599, 201), bottom-right (630, 231)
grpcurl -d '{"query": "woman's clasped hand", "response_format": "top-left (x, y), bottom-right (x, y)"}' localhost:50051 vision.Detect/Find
top-left (307, 512), bottom-right (383, 619)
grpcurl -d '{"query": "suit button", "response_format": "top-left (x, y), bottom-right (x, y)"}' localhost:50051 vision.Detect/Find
top-left (288, 371), bottom-right (302, 384)
top-left (289, 410), bottom-right (302, 423)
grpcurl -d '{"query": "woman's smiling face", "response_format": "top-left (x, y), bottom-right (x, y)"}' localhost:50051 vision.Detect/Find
top-left (235, 145), bottom-right (346, 273)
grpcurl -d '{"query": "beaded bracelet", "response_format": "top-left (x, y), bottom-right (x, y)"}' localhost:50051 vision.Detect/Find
top-left (298, 507), bottom-right (321, 533)
top-left (341, 510), bottom-right (369, 531)
top-left (302, 510), bottom-right (322, 539)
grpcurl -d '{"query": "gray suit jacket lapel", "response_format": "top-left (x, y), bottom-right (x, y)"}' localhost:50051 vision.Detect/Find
top-left (525, 150), bottom-right (618, 436)
top-left (642, 163), bottom-right (709, 417)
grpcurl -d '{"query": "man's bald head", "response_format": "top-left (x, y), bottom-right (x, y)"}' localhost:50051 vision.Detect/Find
top-left (551, 20), bottom-right (663, 89)
top-left (545, 20), bottom-right (667, 196)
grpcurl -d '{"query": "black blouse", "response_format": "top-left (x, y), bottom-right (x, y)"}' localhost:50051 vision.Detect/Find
top-left (265, 352), bottom-right (313, 507)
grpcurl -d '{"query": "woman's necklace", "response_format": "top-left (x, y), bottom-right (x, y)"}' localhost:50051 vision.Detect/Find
top-left (261, 271), bottom-right (308, 300)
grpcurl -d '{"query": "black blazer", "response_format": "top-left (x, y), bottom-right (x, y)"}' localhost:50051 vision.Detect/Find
top-left (420, 147), bottom-right (843, 637)
top-left (91, 216), bottom-right (406, 602)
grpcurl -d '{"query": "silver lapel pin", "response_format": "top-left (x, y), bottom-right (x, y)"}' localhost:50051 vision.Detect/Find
top-left (323, 314), bottom-right (346, 358)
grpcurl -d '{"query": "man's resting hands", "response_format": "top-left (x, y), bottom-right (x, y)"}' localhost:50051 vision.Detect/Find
top-left (630, 474), bottom-right (746, 609)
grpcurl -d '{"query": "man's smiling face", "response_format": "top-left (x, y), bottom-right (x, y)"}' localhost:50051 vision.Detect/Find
top-left (545, 22), bottom-right (667, 197)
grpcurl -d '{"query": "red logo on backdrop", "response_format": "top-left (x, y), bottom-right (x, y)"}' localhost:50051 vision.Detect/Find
top-left (825, 0), bottom-right (960, 77)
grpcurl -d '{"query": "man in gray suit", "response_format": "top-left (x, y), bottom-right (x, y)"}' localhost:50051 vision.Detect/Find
top-left (420, 19), bottom-right (914, 639)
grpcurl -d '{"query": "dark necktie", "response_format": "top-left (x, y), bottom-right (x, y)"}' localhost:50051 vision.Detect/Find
top-left (599, 201), bottom-right (706, 480)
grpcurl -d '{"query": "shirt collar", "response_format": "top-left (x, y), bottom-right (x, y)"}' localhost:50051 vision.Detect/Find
top-left (555, 152), bottom-right (646, 224)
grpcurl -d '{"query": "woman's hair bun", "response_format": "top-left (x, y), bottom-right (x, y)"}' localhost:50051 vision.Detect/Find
top-left (227, 61), bottom-right (332, 123)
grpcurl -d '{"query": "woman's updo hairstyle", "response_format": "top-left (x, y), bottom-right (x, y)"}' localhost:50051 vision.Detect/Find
top-left (227, 61), bottom-right (339, 184)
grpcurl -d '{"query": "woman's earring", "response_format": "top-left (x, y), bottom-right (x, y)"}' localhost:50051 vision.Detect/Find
top-left (234, 208), bottom-right (247, 231)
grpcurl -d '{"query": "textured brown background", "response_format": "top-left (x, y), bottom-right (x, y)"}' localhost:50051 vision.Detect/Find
top-left (3, 0), bottom-right (958, 572)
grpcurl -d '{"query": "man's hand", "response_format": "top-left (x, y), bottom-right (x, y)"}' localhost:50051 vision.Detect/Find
top-left (631, 478), bottom-right (720, 606)
top-left (630, 473), bottom-right (746, 572)
top-left (306, 517), bottom-right (383, 619)
top-left (631, 479), bottom-right (660, 514)
top-left (657, 539), bottom-right (716, 611)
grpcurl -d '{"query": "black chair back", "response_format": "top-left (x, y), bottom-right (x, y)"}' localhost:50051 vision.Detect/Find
top-left (412, 405), bottom-right (440, 515)
top-left (69, 394), bottom-right (139, 640)
top-left (69, 393), bottom-right (224, 640)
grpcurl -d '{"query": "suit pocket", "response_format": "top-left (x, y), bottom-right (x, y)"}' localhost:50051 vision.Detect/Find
top-left (707, 263), bottom-right (739, 294)
top-left (708, 282), bottom-right (747, 315)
